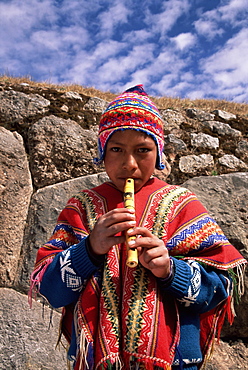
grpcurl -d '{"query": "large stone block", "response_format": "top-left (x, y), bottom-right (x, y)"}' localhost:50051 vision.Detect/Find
top-left (19, 172), bottom-right (109, 291)
top-left (28, 115), bottom-right (103, 188)
top-left (0, 90), bottom-right (50, 129)
top-left (183, 172), bottom-right (248, 338)
top-left (0, 127), bottom-right (33, 286)
top-left (0, 288), bottom-right (67, 370)
top-left (183, 173), bottom-right (248, 254)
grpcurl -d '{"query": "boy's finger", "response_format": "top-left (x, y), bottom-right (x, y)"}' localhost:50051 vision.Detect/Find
top-left (108, 207), bottom-right (135, 215)
top-left (101, 211), bottom-right (135, 228)
top-left (128, 236), bottom-right (164, 250)
top-left (127, 226), bottom-right (153, 237)
top-left (107, 220), bottom-right (136, 236)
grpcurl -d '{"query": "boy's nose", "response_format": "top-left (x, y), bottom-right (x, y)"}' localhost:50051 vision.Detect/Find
top-left (122, 154), bottom-right (138, 170)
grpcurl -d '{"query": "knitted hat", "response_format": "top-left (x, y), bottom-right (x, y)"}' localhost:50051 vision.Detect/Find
top-left (94, 85), bottom-right (165, 170)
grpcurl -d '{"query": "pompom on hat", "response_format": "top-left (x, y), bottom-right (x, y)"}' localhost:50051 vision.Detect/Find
top-left (94, 85), bottom-right (165, 170)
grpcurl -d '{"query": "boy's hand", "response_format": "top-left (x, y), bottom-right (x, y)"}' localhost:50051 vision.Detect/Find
top-left (89, 208), bottom-right (136, 255)
top-left (127, 227), bottom-right (170, 278)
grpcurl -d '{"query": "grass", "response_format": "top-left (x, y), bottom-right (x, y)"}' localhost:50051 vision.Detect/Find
top-left (1, 74), bottom-right (248, 116)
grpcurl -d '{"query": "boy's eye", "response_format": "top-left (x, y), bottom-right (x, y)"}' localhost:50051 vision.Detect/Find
top-left (110, 147), bottom-right (121, 152)
top-left (138, 147), bottom-right (150, 153)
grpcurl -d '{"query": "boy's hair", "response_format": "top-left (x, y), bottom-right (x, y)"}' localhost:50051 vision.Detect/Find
top-left (94, 85), bottom-right (165, 170)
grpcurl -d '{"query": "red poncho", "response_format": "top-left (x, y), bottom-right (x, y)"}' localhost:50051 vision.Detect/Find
top-left (31, 178), bottom-right (247, 369)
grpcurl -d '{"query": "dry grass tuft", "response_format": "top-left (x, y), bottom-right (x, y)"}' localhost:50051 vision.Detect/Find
top-left (1, 75), bottom-right (247, 116)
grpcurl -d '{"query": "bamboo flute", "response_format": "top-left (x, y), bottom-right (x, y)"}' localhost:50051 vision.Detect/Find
top-left (124, 178), bottom-right (138, 268)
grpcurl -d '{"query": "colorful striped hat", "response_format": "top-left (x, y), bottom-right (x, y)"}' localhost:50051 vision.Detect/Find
top-left (94, 85), bottom-right (165, 170)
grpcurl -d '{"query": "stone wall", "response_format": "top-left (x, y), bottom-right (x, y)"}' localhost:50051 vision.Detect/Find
top-left (0, 81), bottom-right (247, 369)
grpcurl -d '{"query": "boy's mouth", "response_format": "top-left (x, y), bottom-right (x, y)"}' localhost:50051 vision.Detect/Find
top-left (121, 177), bottom-right (139, 182)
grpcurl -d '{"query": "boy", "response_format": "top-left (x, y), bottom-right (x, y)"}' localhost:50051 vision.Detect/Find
top-left (30, 85), bottom-right (246, 370)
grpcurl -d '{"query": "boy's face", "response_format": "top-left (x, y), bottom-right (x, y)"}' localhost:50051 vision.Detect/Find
top-left (104, 129), bottom-right (157, 192)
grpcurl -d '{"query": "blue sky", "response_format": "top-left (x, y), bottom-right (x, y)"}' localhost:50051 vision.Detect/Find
top-left (0, 0), bottom-right (248, 102)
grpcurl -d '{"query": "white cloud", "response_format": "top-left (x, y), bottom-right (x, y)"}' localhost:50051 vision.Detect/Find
top-left (65, 39), bottom-right (126, 78)
top-left (0, 0), bottom-right (57, 70)
top-left (0, 0), bottom-right (58, 31)
top-left (194, 0), bottom-right (248, 39)
top-left (145, 0), bottom-right (190, 37)
top-left (151, 75), bottom-right (189, 97)
top-left (31, 31), bottom-right (62, 51)
top-left (90, 40), bottom-right (126, 62)
top-left (31, 26), bottom-right (89, 52)
top-left (97, 1), bottom-right (131, 38)
top-left (187, 28), bottom-right (248, 102)
top-left (73, 43), bottom-right (155, 91)
top-left (125, 70), bottom-right (151, 91)
top-left (219, 0), bottom-right (248, 24)
top-left (61, 26), bottom-right (89, 48)
top-left (201, 28), bottom-right (248, 86)
top-left (186, 90), bottom-right (205, 100)
top-left (194, 18), bottom-right (224, 40)
top-left (122, 29), bottom-right (152, 44)
top-left (171, 32), bottom-right (197, 50)
top-left (138, 47), bottom-right (189, 96)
